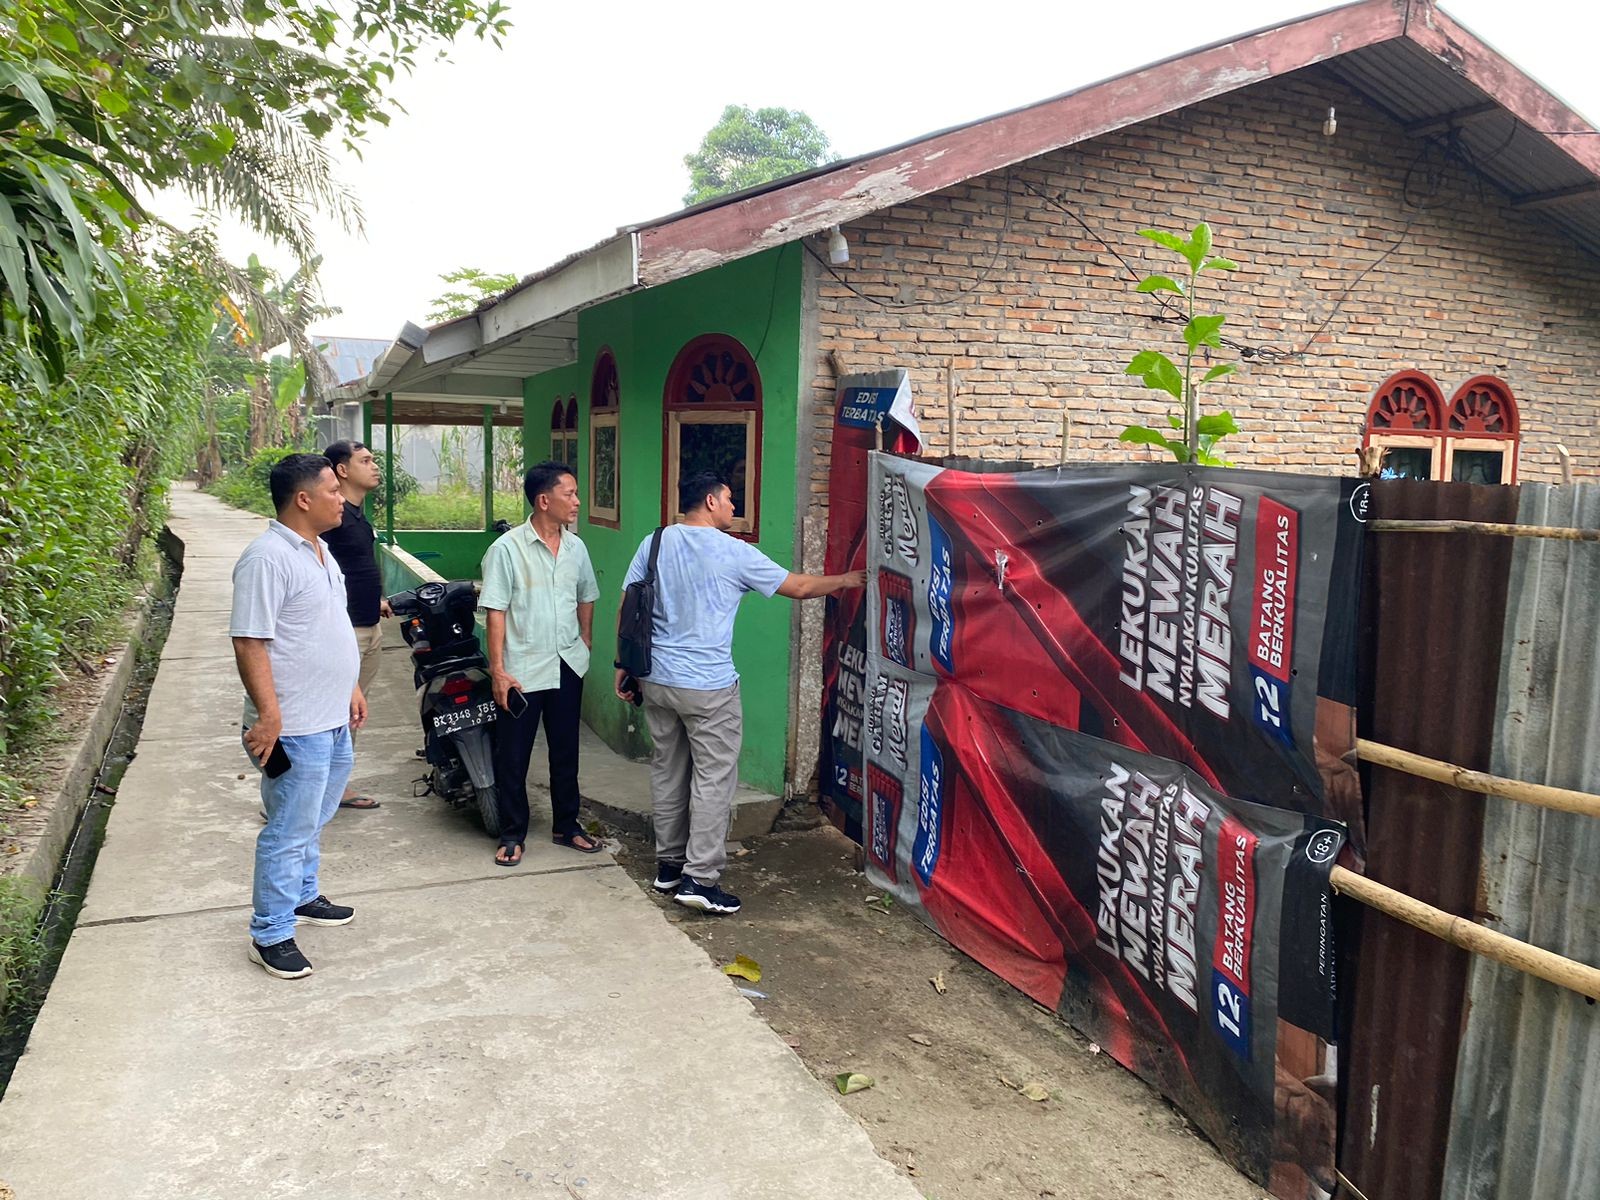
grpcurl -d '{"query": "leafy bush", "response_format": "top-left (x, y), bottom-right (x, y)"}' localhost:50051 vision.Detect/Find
top-left (0, 235), bottom-right (215, 752)
top-left (386, 489), bottom-right (524, 530)
top-left (205, 448), bottom-right (294, 517)
top-left (368, 462), bottom-right (421, 513)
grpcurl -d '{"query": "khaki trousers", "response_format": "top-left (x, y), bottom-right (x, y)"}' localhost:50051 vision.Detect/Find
top-left (352, 623), bottom-right (384, 744)
top-left (641, 680), bottom-right (742, 884)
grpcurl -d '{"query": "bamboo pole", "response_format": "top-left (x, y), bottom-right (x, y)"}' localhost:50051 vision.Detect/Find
top-left (1369, 518), bottom-right (1600, 542)
top-left (946, 360), bottom-right (958, 457)
top-left (1357, 738), bottom-right (1600, 819)
top-left (1330, 866), bottom-right (1600, 1000)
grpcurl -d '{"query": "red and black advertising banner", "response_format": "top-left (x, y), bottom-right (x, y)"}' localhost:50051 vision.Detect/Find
top-left (858, 454), bottom-right (1366, 1200)
top-left (819, 371), bottom-right (921, 839)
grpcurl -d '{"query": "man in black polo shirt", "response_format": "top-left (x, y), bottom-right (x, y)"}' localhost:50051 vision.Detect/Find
top-left (322, 440), bottom-right (391, 810)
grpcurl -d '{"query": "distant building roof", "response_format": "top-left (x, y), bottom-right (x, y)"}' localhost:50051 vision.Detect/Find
top-left (314, 336), bottom-right (393, 388)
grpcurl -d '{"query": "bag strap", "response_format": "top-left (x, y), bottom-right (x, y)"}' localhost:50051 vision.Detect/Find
top-left (643, 526), bottom-right (665, 585)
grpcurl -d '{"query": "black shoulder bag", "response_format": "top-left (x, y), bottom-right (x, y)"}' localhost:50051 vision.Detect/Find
top-left (616, 526), bottom-right (665, 678)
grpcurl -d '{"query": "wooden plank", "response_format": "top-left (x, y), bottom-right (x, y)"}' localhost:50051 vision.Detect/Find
top-left (635, 0), bottom-right (1408, 286)
top-left (1402, 101), bottom-right (1501, 138)
top-left (1510, 182), bottom-right (1600, 210)
top-left (1405, 4), bottom-right (1600, 176)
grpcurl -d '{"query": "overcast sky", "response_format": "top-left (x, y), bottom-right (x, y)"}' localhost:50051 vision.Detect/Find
top-left (160, 0), bottom-right (1600, 340)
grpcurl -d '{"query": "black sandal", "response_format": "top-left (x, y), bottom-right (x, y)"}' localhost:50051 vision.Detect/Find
top-left (551, 830), bottom-right (604, 854)
top-left (494, 841), bottom-right (524, 867)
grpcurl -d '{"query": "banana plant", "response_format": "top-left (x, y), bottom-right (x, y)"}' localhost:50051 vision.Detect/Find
top-left (1118, 222), bottom-right (1240, 465)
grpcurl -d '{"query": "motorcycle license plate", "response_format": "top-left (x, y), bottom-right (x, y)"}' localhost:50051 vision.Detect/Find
top-left (431, 698), bottom-right (497, 734)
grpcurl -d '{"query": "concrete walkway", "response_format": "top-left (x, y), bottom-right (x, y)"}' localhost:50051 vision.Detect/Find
top-left (0, 488), bottom-right (921, 1200)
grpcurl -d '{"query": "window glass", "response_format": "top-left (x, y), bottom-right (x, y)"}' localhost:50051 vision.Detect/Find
top-left (592, 423), bottom-right (618, 512)
top-left (1452, 449), bottom-right (1504, 484)
top-left (1379, 447), bottom-right (1433, 480)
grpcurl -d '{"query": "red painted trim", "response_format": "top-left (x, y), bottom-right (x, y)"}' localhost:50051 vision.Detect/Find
top-left (659, 333), bottom-right (764, 542)
top-left (1363, 370), bottom-right (1446, 444)
top-left (1403, 5), bottom-right (1600, 177)
top-left (591, 346), bottom-right (618, 409)
top-left (1446, 375), bottom-right (1520, 438)
top-left (636, 0), bottom-right (1408, 285)
top-left (587, 347), bottom-right (622, 529)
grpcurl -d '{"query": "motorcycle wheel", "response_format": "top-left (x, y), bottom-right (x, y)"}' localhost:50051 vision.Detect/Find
top-left (474, 783), bottom-right (501, 838)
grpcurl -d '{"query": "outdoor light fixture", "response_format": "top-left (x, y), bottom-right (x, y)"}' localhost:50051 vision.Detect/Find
top-left (827, 226), bottom-right (850, 265)
top-left (498, 399), bottom-right (509, 414)
top-left (1323, 106), bottom-right (1338, 136)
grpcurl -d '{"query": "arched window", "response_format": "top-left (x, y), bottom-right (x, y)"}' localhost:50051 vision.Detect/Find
top-left (1445, 377), bottom-right (1519, 483)
top-left (1362, 371), bottom-right (1446, 480)
top-left (1362, 372), bottom-right (1520, 483)
top-left (588, 349), bottom-right (620, 528)
top-left (551, 396), bottom-right (578, 469)
top-left (663, 333), bottom-right (762, 537)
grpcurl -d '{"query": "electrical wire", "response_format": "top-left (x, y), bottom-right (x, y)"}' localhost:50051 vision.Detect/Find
top-left (802, 168), bottom-right (1016, 309)
top-left (750, 241), bottom-right (789, 365)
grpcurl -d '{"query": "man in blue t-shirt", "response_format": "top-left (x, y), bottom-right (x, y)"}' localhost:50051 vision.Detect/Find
top-left (616, 472), bottom-right (864, 916)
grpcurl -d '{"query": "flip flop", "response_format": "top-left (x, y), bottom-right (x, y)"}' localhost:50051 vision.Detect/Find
top-left (552, 830), bottom-right (604, 855)
top-left (495, 841), bottom-right (524, 867)
top-left (339, 796), bottom-right (381, 809)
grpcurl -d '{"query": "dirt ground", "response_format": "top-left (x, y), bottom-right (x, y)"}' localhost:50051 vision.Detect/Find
top-left (611, 820), bottom-right (1266, 1200)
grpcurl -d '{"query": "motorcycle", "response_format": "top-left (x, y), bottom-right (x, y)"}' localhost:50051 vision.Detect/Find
top-left (387, 579), bottom-right (501, 837)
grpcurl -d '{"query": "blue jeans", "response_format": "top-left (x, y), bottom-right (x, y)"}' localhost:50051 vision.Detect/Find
top-left (250, 727), bottom-right (353, 946)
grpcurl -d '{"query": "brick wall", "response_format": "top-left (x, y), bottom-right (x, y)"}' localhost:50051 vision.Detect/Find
top-left (803, 65), bottom-right (1600, 555)
top-left (788, 65), bottom-right (1600, 795)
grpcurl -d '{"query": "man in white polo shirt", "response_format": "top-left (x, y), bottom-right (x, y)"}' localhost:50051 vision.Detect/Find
top-left (231, 453), bottom-right (367, 980)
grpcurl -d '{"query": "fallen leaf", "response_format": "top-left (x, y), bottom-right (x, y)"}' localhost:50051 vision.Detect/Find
top-left (4, 845), bottom-right (19, 855)
top-left (907, 1034), bottom-right (932, 1047)
top-left (835, 1072), bottom-right (875, 1095)
top-left (19, 799), bottom-right (38, 810)
top-left (722, 954), bottom-right (762, 983)
top-left (997, 1072), bottom-right (1019, 1090)
top-left (1020, 1082), bottom-right (1050, 1102)
top-left (930, 973), bottom-right (947, 995)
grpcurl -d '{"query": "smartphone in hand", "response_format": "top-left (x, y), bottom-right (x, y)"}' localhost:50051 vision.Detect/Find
top-left (262, 740), bottom-right (292, 778)
top-left (621, 675), bottom-right (644, 708)
top-left (505, 687), bottom-right (529, 718)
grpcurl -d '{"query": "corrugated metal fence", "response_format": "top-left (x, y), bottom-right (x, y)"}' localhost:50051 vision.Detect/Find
top-left (1340, 481), bottom-right (1600, 1200)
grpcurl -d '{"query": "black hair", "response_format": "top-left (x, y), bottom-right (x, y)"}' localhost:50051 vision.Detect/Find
top-left (678, 470), bottom-right (727, 514)
top-left (323, 440), bottom-right (368, 475)
top-left (523, 460), bottom-right (575, 507)
top-left (270, 453), bottom-right (334, 512)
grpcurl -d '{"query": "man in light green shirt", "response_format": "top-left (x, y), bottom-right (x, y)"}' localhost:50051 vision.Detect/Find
top-left (480, 461), bottom-right (601, 865)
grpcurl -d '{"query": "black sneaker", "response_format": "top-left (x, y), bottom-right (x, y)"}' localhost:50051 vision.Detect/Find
top-left (294, 895), bottom-right (355, 926)
top-left (653, 861), bottom-right (684, 892)
top-left (675, 877), bottom-right (741, 915)
top-left (248, 938), bottom-right (314, 979)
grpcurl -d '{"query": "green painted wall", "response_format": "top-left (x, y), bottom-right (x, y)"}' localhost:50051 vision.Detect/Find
top-left (521, 246), bottom-right (804, 794)
top-left (378, 543), bottom-right (436, 594)
top-left (389, 530), bottom-right (497, 583)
